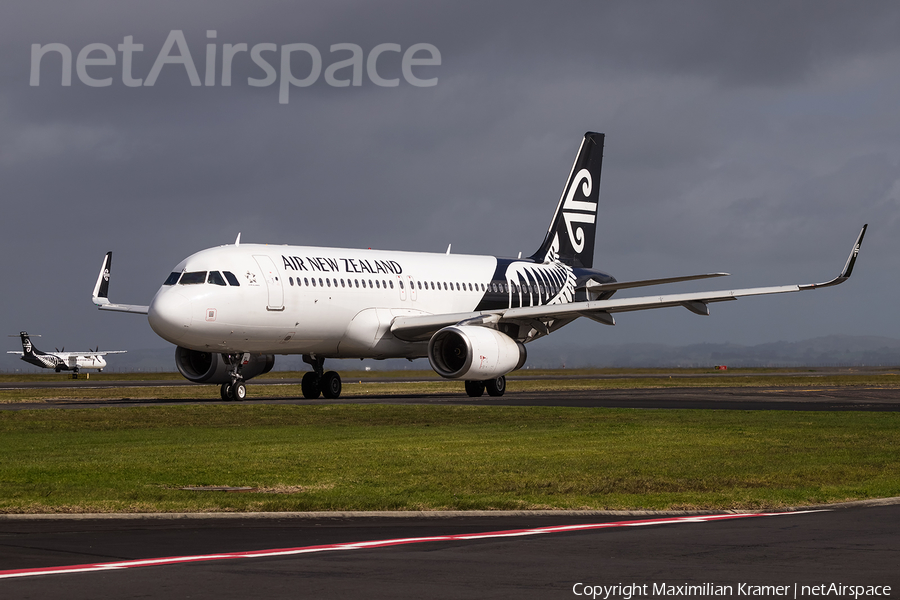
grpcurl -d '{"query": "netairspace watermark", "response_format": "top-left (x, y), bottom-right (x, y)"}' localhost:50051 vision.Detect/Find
top-left (572, 582), bottom-right (893, 600)
top-left (30, 30), bottom-right (441, 104)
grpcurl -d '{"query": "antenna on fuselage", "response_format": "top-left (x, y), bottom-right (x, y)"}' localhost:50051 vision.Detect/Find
top-left (235, 233), bottom-right (241, 246)
top-left (446, 244), bottom-right (451, 255)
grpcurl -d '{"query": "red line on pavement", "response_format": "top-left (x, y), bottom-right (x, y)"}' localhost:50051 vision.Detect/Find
top-left (0, 511), bottom-right (816, 580)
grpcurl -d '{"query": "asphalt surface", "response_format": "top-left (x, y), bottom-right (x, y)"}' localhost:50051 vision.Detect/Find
top-left (2, 384), bottom-right (899, 411)
top-left (1, 504), bottom-right (898, 598)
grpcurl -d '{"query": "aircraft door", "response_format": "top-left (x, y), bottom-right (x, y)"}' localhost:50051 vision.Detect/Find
top-left (253, 255), bottom-right (284, 311)
top-left (407, 276), bottom-right (417, 301)
top-left (396, 275), bottom-right (407, 301)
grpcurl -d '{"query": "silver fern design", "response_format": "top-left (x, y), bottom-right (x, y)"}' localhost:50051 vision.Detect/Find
top-left (504, 234), bottom-right (576, 308)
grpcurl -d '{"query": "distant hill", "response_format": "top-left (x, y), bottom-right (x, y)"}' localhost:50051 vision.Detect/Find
top-left (5, 335), bottom-right (899, 374)
top-left (527, 335), bottom-right (900, 369)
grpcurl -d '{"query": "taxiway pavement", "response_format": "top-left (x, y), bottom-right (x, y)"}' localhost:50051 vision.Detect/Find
top-left (1, 503), bottom-right (897, 598)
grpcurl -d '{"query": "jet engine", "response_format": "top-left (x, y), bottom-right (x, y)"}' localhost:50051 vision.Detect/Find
top-left (174, 347), bottom-right (275, 383)
top-left (428, 326), bottom-right (526, 380)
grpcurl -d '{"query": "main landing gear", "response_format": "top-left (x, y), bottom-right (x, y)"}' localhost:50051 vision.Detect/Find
top-left (219, 353), bottom-right (249, 401)
top-left (301, 354), bottom-right (342, 399)
top-left (464, 376), bottom-right (506, 398)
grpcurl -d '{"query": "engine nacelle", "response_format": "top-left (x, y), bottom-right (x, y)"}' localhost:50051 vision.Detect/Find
top-left (174, 347), bottom-right (275, 383)
top-left (428, 326), bottom-right (526, 380)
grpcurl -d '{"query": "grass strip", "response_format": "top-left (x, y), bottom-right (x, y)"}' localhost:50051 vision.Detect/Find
top-left (1, 404), bottom-right (897, 513)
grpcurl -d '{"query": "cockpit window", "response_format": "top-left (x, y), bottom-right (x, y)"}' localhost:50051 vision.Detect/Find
top-left (179, 271), bottom-right (207, 285)
top-left (223, 271), bottom-right (240, 286)
top-left (207, 271), bottom-right (227, 286)
top-left (163, 272), bottom-right (180, 286)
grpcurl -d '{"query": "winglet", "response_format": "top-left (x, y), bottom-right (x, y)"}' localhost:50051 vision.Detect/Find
top-left (799, 224), bottom-right (867, 290)
top-left (91, 252), bottom-right (150, 315)
top-left (92, 252), bottom-right (112, 306)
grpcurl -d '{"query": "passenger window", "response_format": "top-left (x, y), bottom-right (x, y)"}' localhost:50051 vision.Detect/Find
top-left (399, 280), bottom-right (404, 289)
top-left (289, 277), bottom-right (294, 286)
top-left (312, 278), bottom-right (317, 287)
top-left (376, 280), bottom-right (380, 289)
top-left (179, 271), bottom-right (207, 285)
top-left (223, 271), bottom-right (240, 286)
top-left (207, 271), bottom-right (227, 286)
top-left (389, 281), bottom-right (394, 289)
top-left (362, 280), bottom-right (366, 288)
top-left (355, 279), bottom-right (359, 287)
top-left (341, 279), bottom-right (345, 287)
top-left (163, 272), bottom-right (180, 286)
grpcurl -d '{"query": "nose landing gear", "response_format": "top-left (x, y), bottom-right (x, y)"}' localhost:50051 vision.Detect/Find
top-left (220, 380), bottom-right (247, 401)
top-left (219, 353), bottom-right (250, 401)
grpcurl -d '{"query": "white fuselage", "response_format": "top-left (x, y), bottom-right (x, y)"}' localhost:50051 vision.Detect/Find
top-left (21, 351), bottom-right (108, 371)
top-left (148, 243), bottom-right (528, 358)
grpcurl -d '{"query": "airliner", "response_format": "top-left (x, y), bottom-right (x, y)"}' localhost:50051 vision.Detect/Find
top-left (92, 132), bottom-right (867, 401)
top-left (7, 331), bottom-right (126, 374)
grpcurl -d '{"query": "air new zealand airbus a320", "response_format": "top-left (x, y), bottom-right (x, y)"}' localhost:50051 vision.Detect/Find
top-left (92, 132), bottom-right (867, 401)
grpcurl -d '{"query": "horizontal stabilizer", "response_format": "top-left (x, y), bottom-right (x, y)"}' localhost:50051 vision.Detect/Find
top-left (579, 272), bottom-right (729, 293)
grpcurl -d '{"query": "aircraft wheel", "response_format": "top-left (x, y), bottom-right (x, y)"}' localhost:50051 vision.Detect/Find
top-left (321, 371), bottom-right (342, 399)
top-left (220, 382), bottom-right (233, 401)
top-left (464, 380), bottom-right (485, 397)
top-left (485, 375), bottom-right (506, 397)
top-left (301, 372), bottom-right (321, 399)
top-left (233, 382), bottom-right (247, 401)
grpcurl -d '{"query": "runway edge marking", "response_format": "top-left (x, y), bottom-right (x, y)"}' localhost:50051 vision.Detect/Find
top-left (0, 511), bottom-right (825, 580)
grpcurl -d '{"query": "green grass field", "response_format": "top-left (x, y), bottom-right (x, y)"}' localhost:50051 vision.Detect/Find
top-left (1, 403), bottom-right (897, 513)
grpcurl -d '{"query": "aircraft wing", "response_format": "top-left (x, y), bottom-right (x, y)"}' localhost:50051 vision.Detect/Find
top-left (391, 224), bottom-right (867, 342)
top-left (92, 252), bottom-right (150, 315)
top-left (80, 351), bottom-right (128, 356)
top-left (7, 352), bottom-right (23, 355)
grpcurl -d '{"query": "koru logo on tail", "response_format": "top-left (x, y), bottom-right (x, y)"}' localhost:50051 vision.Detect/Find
top-left (562, 168), bottom-right (595, 253)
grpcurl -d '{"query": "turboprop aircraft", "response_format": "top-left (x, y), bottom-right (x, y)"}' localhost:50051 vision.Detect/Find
top-left (7, 331), bottom-right (126, 374)
top-left (91, 132), bottom-right (867, 401)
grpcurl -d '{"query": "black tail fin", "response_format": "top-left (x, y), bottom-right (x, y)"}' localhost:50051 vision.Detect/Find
top-left (530, 132), bottom-right (604, 268)
top-left (19, 331), bottom-right (35, 357)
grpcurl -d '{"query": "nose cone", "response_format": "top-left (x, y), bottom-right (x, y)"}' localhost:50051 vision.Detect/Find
top-left (149, 290), bottom-right (192, 345)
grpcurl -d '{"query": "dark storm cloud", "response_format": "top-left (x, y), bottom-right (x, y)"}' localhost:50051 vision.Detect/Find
top-left (1, 0), bottom-right (899, 358)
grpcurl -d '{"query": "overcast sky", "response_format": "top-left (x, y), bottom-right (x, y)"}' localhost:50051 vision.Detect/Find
top-left (3, 1), bottom-right (899, 367)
